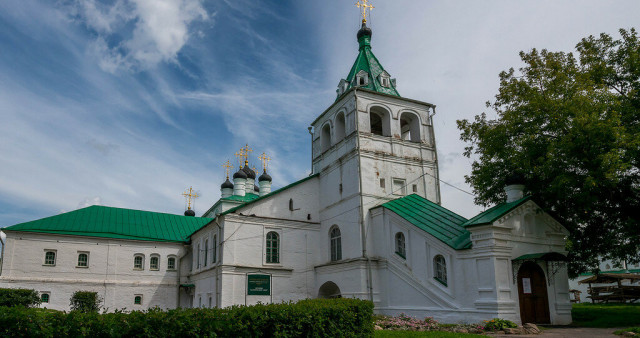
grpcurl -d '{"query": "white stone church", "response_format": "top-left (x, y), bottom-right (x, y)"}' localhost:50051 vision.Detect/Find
top-left (0, 20), bottom-right (572, 325)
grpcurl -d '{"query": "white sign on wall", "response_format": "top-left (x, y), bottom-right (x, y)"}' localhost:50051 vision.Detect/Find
top-left (522, 278), bottom-right (532, 294)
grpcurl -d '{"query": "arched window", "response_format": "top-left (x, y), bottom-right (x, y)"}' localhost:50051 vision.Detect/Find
top-left (167, 256), bottom-right (176, 270)
top-left (77, 253), bottom-right (88, 267)
top-left (266, 231), bottom-right (280, 263)
top-left (204, 239), bottom-right (209, 267)
top-left (134, 254), bottom-right (144, 270)
top-left (150, 255), bottom-right (159, 270)
top-left (197, 244), bottom-right (201, 268)
top-left (369, 106), bottom-right (391, 136)
top-left (395, 232), bottom-right (406, 259)
top-left (212, 235), bottom-right (217, 263)
top-left (44, 251), bottom-right (56, 266)
top-left (434, 255), bottom-right (447, 286)
top-left (41, 293), bottom-right (50, 303)
top-left (330, 226), bottom-right (342, 262)
top-left (289, 198), bottom-right (294, 211)
top-left (399, 112), bottom-right (421, 142)
top-left (134, 295), bottom-right (142, 305)
top-left (321, 123), bottom-right (332, 151)
top-left (335, 112), bottom-right (346, 141)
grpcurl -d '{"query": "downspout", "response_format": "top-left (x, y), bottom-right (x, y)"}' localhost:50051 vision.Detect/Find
top-left (0, 231), bottom-right (5, 276)
top-left (354, 88), bottom-right (374, 303)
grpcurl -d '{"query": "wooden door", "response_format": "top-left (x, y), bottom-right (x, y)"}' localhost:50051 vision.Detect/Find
top-left (517, 262), bottom-right (550, 324)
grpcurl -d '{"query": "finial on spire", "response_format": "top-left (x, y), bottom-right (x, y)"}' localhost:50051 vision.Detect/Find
top-left (222, 160), bottom-right (234, 179)
top-left (355, 0), bottom-right (374, 24)
top-left (182, 186), bottom-right (199, 211)
top-left (234, 148), bottom-right (245, 166)
top-left (258, 152), bottom-right (271, 172)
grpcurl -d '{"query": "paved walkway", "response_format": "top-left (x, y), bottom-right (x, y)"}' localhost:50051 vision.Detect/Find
top-left (490, 327), bottom-right (621, 338)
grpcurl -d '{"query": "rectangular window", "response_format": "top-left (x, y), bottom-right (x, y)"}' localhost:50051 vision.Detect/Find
top-left (204, 240), bottom-right (208, 267)
top-left (41, 293), bottom-right (50, 303)
top-left (134, 295), bottom-right (142, 305)
top-left (412, 184), bottom-right (418, 193)
top-left (150, 256), bottom-right (159, 270)
top-left (134, 255), bottom-right (144, 270)
top-left (197, 244), bottom-right (201, 268)
top-left (392, 178), bottom-right (406, 195)
top-left (44, 250), bottom-right (56, 266)
top-left (167, 257), bottom-right (176, 270)
top-left (212, 235), bottom-right (217, 264)
top-left (77, 252), bottom-right (89, 268)
top-left (379, 178), bottom-right (385, 189)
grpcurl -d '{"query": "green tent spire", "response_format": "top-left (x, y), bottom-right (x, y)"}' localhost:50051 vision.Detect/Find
top-left (336, 22), bottom-right (400, 100)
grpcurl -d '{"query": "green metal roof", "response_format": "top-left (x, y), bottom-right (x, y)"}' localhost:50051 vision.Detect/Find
top-left (3, 205), bottom-right (212, 243)
top-left (338, 24), bottom-right (400, 100)
top-left (221, 194), bottom-right (260, 203)
top-left (220, 174), bottom-right (319, 217)
top-left (513, 252), bottom-right (568, 261)
top-left (462, 196), bottom-right (532, 228)
top-left (377, 194), bottom-right (472, 250)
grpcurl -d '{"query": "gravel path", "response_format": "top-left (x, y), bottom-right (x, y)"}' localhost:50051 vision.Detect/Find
top-left (490, 327), bottom-right (622, 338)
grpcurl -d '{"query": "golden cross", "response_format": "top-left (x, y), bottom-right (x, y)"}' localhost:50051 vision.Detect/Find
top-left (242, 144), bottom-right (253, 166)
top-left (355, 0), bottom-right (374, 23)
top-left (258, 152), bottom-right (271, 172)
top-left (222, 160), bottom-right (234, 179)
top-left (234, 148), bottom-right (245, 166)
top-left (182, 187), bottom-right (199, 210)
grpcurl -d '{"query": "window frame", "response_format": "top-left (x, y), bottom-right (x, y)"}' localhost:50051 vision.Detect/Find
top-left (134, 295), bottom-right (143, 305)
top-left (167, 256), bottom-right (177, 271)
top-left (76, 252), bottom-right (89, 268)
top-left (395, 232), bottom-right (406, 259)
top-left (265, 231), bottom-right (280, 264)
top-left (43, 250), bottom-right (56, 266)
top-left (433, 255), bottom-right (448, 286)
top-left (40, 292), bottom-right (50, 304)
top-left (150, 254), bottom-right (160, 271)
top-left (330, 226), bottom-right (342, 262)
top-left (204, 239), bottom-right (209, 267)
top-left (392, 178), bottom-right (407, 196)
top-left (212, 235), bottom-right (217, 264)
top-left (133, 254), bottom-right (145, 270)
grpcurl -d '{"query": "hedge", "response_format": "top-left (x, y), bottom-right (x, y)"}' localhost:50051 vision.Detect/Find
top-left (0, 288), bottom-right (40, 307)
top-left (0, 298), bottom-right (374, 337)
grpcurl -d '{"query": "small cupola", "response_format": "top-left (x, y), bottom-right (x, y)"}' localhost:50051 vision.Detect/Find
top-left (258, 170), bottom-right (272, 197)
top-left (233, 169), bottom-right (247, 179)
top-left (233, 168), bottom-right (247, 197)
top-left (504, 173), bottom-right (526, 203)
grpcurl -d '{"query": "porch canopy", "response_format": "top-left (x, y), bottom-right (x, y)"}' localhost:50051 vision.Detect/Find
top-left (511, 252), bottom-right (568, 285)
top-left (513, 252), bottom-right (568, 262)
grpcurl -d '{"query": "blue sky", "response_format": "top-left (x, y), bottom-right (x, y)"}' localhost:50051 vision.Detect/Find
top-left (1, 0), bottom-right (639, 228)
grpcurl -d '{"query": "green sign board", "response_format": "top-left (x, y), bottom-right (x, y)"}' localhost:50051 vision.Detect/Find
top-left (247, 274), bottom-right (271, 295)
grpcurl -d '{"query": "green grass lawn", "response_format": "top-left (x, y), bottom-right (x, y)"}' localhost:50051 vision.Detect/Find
top-left (375, 330), bottom-right (484, 338)
top-left (572, 303), bottom-right (640, 328)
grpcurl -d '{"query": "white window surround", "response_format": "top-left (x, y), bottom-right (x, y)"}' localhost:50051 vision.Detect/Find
top-left (395, 232), bottom-right (406, 259)
top-left (330, 226), bottom-right (342, 262)
top-left (134, 294), bottom-right (143, 305)
top-left (133, 254), bottom-right (144, 270)
top-left (150, 254), bottom-right (160, 271)
top-left (40, 292), bottom-right (50, 303)
top-left (392, 178), bottom-right (407, 196)
top-left (167, 256), bottom-right (177, 270)
top-left (77, 252), bottom-right (89, 268)
top-left (355, 70), bottom-right (368, 86)
top-left (379, 72), bottom-right (391, 87)
top-left (43, 250), bottom-right (56, 266)
top-left (434, 255), bottom-right (448, 286)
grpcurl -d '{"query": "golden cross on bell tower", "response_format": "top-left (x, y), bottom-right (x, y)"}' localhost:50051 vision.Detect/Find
top-left (222, 160), bottom-right (234, 179)
top-left (182, 186), bottom-right (199, 211)
top-left (355, 0), bottom-right (374, 23)
top-left (258, 152), bottom-right (271, 172)
top-left (242, 144), bottom-right (253, 166)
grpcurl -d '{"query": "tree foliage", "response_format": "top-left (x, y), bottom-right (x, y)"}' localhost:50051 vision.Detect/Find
top-left (457, 28), bottom-right (640, 274)
top-left (69, 291), bottom-right (102, 313)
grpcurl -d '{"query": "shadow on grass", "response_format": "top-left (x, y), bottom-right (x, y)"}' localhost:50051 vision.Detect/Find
top-left (572, 303), bottom-right (640, 328)
top-left (375, 331), bottom-right (484, 337)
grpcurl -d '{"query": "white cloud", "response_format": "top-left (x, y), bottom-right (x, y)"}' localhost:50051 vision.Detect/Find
top-left (75, 0), bottom-right (208, 72)
top-left (77, 196), bottom-right (103, 209)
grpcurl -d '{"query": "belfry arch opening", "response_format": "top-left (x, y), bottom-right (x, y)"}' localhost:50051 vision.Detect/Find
top-left (318, 281), bottom-right (342, 299)
top-left (369, 106), bottom-right (391, 137)
top-left (335, 112), bottom-right (346, 141)
top-left (400, 112), bottom-right (421, 142)
top-left (321, 123), bottom-right (332, 152)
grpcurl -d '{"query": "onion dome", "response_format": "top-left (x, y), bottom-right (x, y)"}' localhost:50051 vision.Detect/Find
top-left (243, 165), bottom-right (256, 179)
top-left (258, 171), bottom-right (272, 182)
top-left (233, 168), bottom-right (247, 179)
top-left (221, 179), bottom-right (234, 189)
top-left (357, 22), bottom-right (372, 41)
top-left (505, 172), bottom-right (526, 185)
top-left (254, 185), bottom-right (260, 192)
top-left (184, 209), bottom-right (196, 217)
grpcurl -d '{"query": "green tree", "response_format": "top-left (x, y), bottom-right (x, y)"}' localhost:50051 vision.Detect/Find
top-left (457, 28), bottom-right (640, 274)
top-left (69, 291), bottom-right (102, 312)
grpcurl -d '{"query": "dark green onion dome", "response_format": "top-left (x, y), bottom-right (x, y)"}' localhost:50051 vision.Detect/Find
top-left (505, 172), bottom-right (526, 185)
top-left (357, 22), bottom-right (372, 40)
top-left (254, 185), bottom-right (260, 192)
top-left (184, 209), bottom-right (196, 217)
top-left (259, 171), bottom-right (272, 182)
top-left (243, 165), bottom-right (256, 179)
top-left (233, 169), bottom-right (247, 179)
top-left (221, 179), bottom-right (234, 189)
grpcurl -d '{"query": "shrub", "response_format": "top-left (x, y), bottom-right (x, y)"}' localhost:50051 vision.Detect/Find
top-left (375, 313), bottom-right (439, 331)
top-left (0, 288), bottom-right (41, 307)
top-left (69, 291), bottom-right (102, 313)
top-left (0, 298), bottom-right (373, 337)
top-left (483, 318), bottom-right (517, 331)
